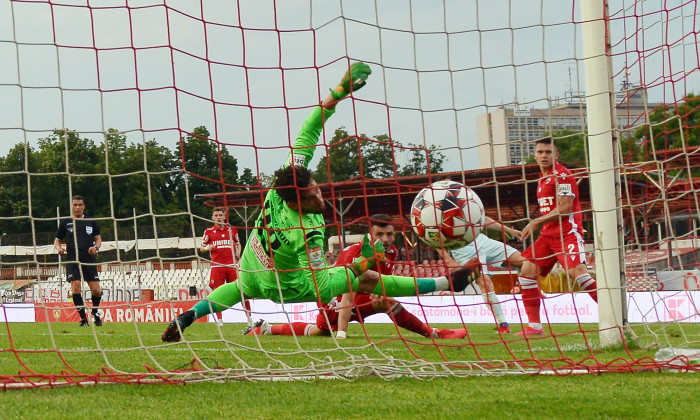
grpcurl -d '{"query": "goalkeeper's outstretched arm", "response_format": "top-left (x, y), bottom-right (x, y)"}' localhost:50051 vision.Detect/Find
top-left (287, 61), bottom-right (372, 168)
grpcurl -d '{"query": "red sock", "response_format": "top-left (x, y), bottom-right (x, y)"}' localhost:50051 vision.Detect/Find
top-left (392, 306), bottom-right (433, 338)
top-left (575, 274), bottom-right (598, 303)
top-left (519, 276), bottom-right (541, 324)
top-left (270, 322), bottom-right (310, 336)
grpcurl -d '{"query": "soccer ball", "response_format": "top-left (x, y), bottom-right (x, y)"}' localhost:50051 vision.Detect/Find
top-left (410, 180), bottom-right (485, 250)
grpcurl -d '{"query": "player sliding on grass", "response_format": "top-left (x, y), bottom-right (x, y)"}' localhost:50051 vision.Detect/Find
top-left (162, 62), bottom-right (481, 342)
top-left (244, 214), bottom-right (467, 340)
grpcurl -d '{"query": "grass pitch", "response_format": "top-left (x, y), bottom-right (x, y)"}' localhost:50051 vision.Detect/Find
top-left (1, 321), bottom-right (699, 418)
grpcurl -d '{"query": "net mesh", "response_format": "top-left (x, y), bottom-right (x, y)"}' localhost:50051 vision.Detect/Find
top-left (1, 0), bottom-right (699, 387)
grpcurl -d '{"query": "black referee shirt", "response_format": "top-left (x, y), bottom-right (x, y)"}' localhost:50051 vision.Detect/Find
top-left (55, 217), bottom-right (101, 263)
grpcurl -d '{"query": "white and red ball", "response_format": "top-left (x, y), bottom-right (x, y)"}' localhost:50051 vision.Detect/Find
top-left (410, 180), bottom-right (485, 250)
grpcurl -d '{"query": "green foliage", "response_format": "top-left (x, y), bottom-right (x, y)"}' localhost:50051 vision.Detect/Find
top-left (629, 94), bottom-right (700, 162)
top-left (313, 128), bottom-right (360, 183)
top-left (313, 128), bottom-right (443, 183)
top-left (1, 124), bottom-right (445, 240)
top-left (239, 167), bottom-right (258, 187)
top-left (523, 130), bottom-right (588, 165)
top-left (398, 142), bottom-right (445, 176)
top-left (177, 126), bottom-right (240, 221)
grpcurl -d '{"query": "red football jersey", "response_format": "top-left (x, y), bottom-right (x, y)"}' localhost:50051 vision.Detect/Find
top-left (202, 225), bottom-right (240, 266)
top-left (537, 161), bottom-right (583, 238)
top-left (334, 241), bottom-right (397, 275)
top-left (329, 241), bottom-right (398, 307)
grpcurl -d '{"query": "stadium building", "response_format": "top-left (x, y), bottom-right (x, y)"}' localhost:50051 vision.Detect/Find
top-left (476, 82), bottom-right (657, 168)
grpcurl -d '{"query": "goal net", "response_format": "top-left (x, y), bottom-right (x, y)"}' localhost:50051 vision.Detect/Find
top-left (1, 0), bottom-right (699, 387)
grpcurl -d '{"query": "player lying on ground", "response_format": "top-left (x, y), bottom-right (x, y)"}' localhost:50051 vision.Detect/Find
top-left (162, 62), bottom-right (481, 342)
top-left (439, 215), bottom-right (525, 334)
top-left (244, 214), bottom-right (467, 340)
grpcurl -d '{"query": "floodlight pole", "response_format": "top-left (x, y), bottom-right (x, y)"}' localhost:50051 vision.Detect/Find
top-left (581, 0), bottom-right (624, 347)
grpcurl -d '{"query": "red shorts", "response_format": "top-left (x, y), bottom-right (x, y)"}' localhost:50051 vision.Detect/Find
top-left (209, 266), bottom-right (238, 290)
top-left (315, 293), bottom-right (379, 331)
top-left (522, 232), bottom-right (587, 275)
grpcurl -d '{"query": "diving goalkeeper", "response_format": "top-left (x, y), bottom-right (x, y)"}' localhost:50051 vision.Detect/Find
top-left (162, 62), bottom-right (481, 342)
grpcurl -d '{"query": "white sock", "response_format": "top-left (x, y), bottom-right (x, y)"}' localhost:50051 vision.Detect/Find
top-left (482, 292), bottom-right (506, 324)
top-left (575, 273), bottom-right (595, 290)
top-left (529, 323), bottom-right (543, 330)
top-left (434, 276), bottom-right (449, 291)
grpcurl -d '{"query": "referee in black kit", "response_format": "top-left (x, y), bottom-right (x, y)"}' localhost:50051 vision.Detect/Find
top-left (54, 195), bottom-right (103, 327)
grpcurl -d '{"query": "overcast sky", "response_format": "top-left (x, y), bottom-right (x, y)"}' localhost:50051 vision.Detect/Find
top-left (1, 0), bottom-right (698, 177)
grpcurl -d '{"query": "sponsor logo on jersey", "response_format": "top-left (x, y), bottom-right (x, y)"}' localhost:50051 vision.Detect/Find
top-left (250, 234), bottom-right (273, 269)
top-left (309, 246), bottom-right (324, 269)
top-left (212, 239), bottom-right (233, 249)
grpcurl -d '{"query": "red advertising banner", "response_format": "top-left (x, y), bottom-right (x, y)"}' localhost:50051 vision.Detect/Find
top-left (34, 301), bottom-right (207, 323)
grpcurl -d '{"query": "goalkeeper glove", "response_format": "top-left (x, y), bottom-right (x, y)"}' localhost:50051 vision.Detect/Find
top-left (330, 62), bottom-right (372, 101)
top-left (350, 233), bottom-right (386, 274)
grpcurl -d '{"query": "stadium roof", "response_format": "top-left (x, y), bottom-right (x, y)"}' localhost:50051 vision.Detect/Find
top-left (195, 160), bottom-right (691, 243)
top-left (195, 164), bottom-right (584, 226)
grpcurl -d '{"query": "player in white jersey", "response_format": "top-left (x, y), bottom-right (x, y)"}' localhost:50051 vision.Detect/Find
top-left (440, 216), bottom-right (524, 333)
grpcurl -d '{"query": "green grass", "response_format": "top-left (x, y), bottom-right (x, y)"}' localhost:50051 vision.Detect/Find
top-left (1, 322), bottom-right (699, 418)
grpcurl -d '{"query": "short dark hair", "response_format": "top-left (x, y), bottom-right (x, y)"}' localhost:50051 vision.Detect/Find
top-left (72, 195), bottom-right (85, 204)
top-left (273, 165), bottom-right (314, 204)
top-left (535, 137), bottom-right (556, 148)
top-left (370, 214), bottom-right (392, 228)
top-left (212, 207), bottom-right (226, 214)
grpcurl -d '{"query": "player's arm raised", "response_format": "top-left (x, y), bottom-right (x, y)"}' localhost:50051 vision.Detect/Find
top-left (285, 62), bottom-right (371, 169)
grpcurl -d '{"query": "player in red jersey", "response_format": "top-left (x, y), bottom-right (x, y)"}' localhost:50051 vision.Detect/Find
top-left (200, 207), bottom-right (249, 326)
top-left (244, 214), bottom-right (467, 340)
top-left (514, 138), bottom-right (598, 336)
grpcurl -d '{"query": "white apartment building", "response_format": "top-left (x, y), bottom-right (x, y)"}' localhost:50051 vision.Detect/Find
top-left (476, 84), bottom-right (655, 168)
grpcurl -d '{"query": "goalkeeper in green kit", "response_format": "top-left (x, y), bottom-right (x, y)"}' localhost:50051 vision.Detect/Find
top-left (162, 62), bottom-right (481, 342)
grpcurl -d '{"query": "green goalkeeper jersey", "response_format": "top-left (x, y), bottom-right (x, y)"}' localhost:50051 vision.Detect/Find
top-left (239, 106), bottom-right (336, 303)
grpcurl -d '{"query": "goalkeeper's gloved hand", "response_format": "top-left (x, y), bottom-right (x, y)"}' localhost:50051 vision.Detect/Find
top-left (331, 62), bottom-right (372, 101)
top-left (350, 233), bottom-right (386, 274)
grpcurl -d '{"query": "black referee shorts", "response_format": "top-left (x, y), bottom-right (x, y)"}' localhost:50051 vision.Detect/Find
top-left (65, 263), bottom-right (100, 283)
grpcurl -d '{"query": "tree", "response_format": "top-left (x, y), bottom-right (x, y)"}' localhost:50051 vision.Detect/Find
top-left (96, 129), bottom-right (181, 221)
top-left (31, 130), bottom-right (104, 230)
top-left (314, 129), bottom-right (404, 183)
top-left (0, 143), bottom-right (38, 235)
top-left (524, 130), bottom-right (588, 166)
top-left (362, 134), bottom-right (397, 179)
top-left (631, 94), bottom-right (700, 157)
top-left (313, 128), bottom-right (360, 183)
top-left (239, 167), bottom-right (258, 188)
top-left (177, 126), bottom-right (241, 228)
top-left (397, 143), bottom-right (446, 176)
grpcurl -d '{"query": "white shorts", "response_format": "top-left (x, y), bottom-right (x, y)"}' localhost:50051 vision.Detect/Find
top-left (450, 234), bottom-right (518, 276)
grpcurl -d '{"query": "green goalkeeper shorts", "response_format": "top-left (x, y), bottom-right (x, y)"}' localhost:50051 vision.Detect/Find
top-left (239, 266), bottom-right (358, 304)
